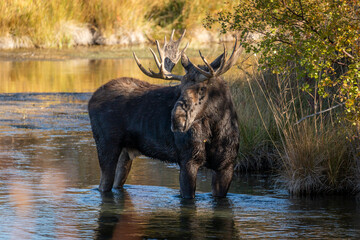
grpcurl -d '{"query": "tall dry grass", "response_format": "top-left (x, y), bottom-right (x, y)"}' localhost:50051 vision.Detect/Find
top-left (0, 0), bottom-right (239, 48)
top-left (230, 78), bottom-right (278, 172)
top-left (0, 0), bottom-right (165, 47)
top-left (280, 122), bottom-right (356, 195)
top-left (231, 59), bottom-right (360, 195)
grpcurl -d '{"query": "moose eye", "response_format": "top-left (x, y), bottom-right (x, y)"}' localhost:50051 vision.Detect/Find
top-left (199, 87), bottom-right (207, 94)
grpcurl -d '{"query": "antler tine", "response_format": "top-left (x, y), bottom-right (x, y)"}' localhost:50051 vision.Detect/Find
top-left (190, 51), bottom-right (213, 78)
top-left (149, 47), bottom-right (161, 69)
top-left (170, 29), bottom-right (175, 41)
top-left (199, 51), bottom-right (215, 76)
top-left (216, 36), bottom-right (243, 76)
top-left (214, 44), bottom-right (227, 76)
top-left (191, 65), bottom-right (213, 78)
top-left (133, 30), bottom-right (189, 81)
top-left (176, 29), bottom-right (186, 44)
top-left (181, 42), bottom-right (189, 55)
top-left (133, 52), bottom-right (156, 78)
top-left (155, 40), bottom-right (164, 62)
top-left (187, 35), bottom-right (242, 80)
top-left (133, 51), bottom-right (183, 80)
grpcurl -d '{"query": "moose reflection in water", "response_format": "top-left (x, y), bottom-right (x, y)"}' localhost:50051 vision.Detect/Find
top-left (95, 189), bottom-right (237, 239)
top-left (88, 30), bottom-right (242, 198)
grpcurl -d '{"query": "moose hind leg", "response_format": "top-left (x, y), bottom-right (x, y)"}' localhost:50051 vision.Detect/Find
top-left (113, 148), bottom-right (140, 189)
top-left (97, 143), bottom-right (122, 192)
top-left (212, 163), bottom-right (234, 198)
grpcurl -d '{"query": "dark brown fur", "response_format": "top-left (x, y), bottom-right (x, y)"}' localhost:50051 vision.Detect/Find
top-left (88, 76), bottom-right (239, 198)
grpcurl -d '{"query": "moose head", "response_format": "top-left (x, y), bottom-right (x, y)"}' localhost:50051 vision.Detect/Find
top-left (134, 30), bottom-right (242, 134)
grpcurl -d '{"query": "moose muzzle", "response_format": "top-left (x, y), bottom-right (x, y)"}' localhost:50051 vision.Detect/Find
top-left (171, 101), bottom-right (190, 132)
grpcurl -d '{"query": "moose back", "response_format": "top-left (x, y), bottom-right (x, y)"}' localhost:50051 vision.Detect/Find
top-left (88, 30), bottom-right (240, 199)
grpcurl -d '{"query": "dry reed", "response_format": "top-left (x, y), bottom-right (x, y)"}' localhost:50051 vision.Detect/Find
top-left (231, 59), bottom-right (360, 195)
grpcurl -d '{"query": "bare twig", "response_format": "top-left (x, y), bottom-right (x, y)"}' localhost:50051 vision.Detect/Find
top-left (295, 103), bottom-right (345, 125)
top-left (342, 49), bottom-right (355, 60)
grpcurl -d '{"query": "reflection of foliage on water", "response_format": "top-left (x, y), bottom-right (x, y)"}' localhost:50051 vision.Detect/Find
top-left (0, 92), bottom-right (100, 186)
top-left (0, 130), bottom-right (99, 239)
top-left (0, 46), bottom-right (232, 93)
top-left (0, 131), bottom-right (99, 185)
top-left (0, 59), bottom-right (167, 93)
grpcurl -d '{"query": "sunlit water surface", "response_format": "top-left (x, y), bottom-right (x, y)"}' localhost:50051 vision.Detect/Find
top-left (0, 51), bottom-right (360, 239)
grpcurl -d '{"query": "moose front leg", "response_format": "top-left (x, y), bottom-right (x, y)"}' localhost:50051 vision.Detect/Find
top-left (212, 163), bottom-right (234, 198)
top-left (179, 161), bottom-right (200, 199)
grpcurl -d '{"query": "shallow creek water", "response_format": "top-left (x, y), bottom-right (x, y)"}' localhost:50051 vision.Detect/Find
top-left (0, 48), bottom-right (360, 239)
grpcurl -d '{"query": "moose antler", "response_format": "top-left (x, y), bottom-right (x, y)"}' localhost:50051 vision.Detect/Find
top-left (133, 30), bottom-right (188, 81)
top-left (190, 36), bottom-right (243, 79)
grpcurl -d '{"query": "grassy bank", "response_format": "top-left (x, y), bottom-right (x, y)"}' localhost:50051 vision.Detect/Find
top-left (230, 65), bottom-right (360, 196)
top-left (0, 0), bottom-right (240, 49)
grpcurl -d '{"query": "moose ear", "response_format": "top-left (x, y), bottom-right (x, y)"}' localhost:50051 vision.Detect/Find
top-left (181, 52), bottom-right (194, 73)
top-left (209, 53), bottom-right (225, 71)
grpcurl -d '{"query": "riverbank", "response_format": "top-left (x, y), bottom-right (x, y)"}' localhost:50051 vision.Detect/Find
top-left (0, 0), bottom-right (239, 49)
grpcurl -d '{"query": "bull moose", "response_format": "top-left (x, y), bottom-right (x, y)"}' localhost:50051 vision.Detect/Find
top-left (88, 30), bottom-right (241, 199)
